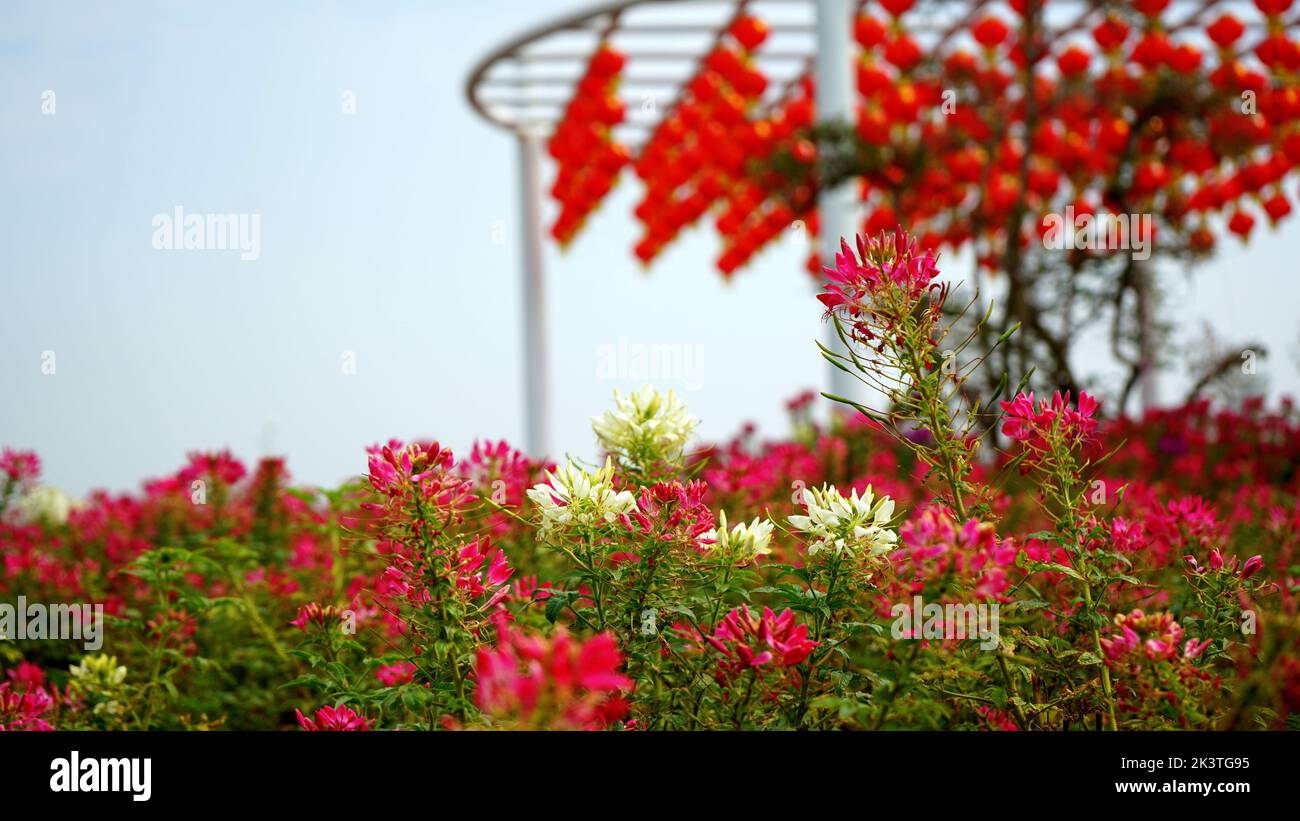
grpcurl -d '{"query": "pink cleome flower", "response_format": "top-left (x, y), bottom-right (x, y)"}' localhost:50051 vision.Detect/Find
top-left (621, 480), bottom-right (716, 555)
top-left (364, 441), bottom-right (474, 535)
top-left (294, 704), bottom-right (374, 731)
top-left (0, 448), bottom-right (41, 483)
top-left (1000, 390), bottom-right (1100, 457)
top-left (1099, 609), bottom-right (1212, 664)
top-left (448, 536), bottom-right (514, 607)
top-left (374, 662), bottom-right (417, 687)
top-left (0, 676), bottom-right (56, 732)
top-left (819, 227), bottom-right (942, 313)
top-left (892, 507), bottom-right (1019, 603)
top-left (289, 602), bottom-right (352, 632)
top-left (179, 449), bottom-right (247, 486)
top-left (704, 606), bottom-right (818, 678)
top-left (474, 619), bottom-right (632, 730)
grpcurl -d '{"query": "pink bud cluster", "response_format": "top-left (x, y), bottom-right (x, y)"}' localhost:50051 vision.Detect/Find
top-left (1099, 609), bottom-right (1212, 664)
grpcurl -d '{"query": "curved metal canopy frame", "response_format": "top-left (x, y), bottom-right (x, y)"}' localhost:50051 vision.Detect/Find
top-left (468, 0), bottom-right (1280, 143)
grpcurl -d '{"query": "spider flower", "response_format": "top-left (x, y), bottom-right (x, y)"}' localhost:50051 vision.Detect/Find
top-left (702, 510), bottom-right (775, 565)
top-left (789, 483), bottom-right (898, 558)
top-left (474, 621), bottom-right (632, 730)
top-left (526, 458), bottom-right (637, 544)
top-left (818, 228), bottom-right (944, 345)
top-left (1099, 610), bottom-right (1211, 663)
top-left (593, 385), bottom-right (698, 467)
top-left (621, 480), bottom-right (715, 554)
top-left (705, 606), bottom-right (817, 679)
top-left (0, 683), bottom-right (55, 731)
top-left (1000, 390), bottom-right (1100, 455)
top-left (0, 448), bottom-right (41, 483)
top-left (295, 704), bottom-right (374, 731)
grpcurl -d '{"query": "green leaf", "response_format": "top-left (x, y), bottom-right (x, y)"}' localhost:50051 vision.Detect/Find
top-left (1008, 600), bottom-right (1051, 612)
top-left (544, 594), bottom-right (566, 624)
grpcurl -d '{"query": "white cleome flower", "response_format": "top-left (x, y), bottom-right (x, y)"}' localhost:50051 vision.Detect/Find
top-left (70, 654), bottom-right (128, 688)
top-left (592, 386), bottom-right (698, 466)
top-left (788, 483), bottom-right (898, 558)
top-left (702, 510), bottom-right (775, 565)
top-left (18, 485), bottom-right (77, 525)
top-left (525, 457), bottom-right (637, 543)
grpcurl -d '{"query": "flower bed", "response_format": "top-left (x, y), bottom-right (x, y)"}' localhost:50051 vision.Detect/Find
top-left (2, 232), bottom-right (1297, 731)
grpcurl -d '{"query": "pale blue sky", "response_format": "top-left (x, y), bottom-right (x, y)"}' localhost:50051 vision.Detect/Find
top-left (2, 0), bottom-right (1297, 496)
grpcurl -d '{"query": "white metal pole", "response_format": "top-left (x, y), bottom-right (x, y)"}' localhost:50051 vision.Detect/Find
top-left (517, 130), bottom-right (550, 457)
top-left (814, 0), bottom-right (858, 401)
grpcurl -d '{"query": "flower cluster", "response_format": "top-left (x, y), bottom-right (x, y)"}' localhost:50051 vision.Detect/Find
top-left (1184, 549), bottom-right (1264, 580)
top-left (621, 480), bottom-right (715, 555)
top-left (702, 510), bottom-right (775, 565)
top-left (294, 704), bottom-right (374, 731)
top-left (17, 485), bottom-right (77, 525)
top-left (179, 449), bottom-right (247, 487)
top-left (443, 536), bottom-right (514, 607)
top-left (474, 620), bottom-right (631, 730)
top-left (818, 228), bottom-right (944, 344)
top-left (0, 448), bottom-right (41, 483)
top-left (69, 654), bottom-right (128, 718)
top-left (1001, 390), bottom-right (1100, 452)
top-left (69, 654), bottom-right (127, 689)
top-left (891, 507), bottom-right (1018, 602)
top-left (365, 441), bottom-right (473, 536)
top-left (593, 386), bottom-right (698, 468)
top-left (821, 227), bottom-right (942, 306)
top-left (1100, 610), bottom-right (1212, 664)
top-left (526, 458), bottom-right (637, 544)
top-left (789, 483), bottom-right (898, 558)
top-left (4, 364), bottom-right (1300, 731)
top-left (0, 683), bottom-right (55, 732)
top-left (703, 606), bottom-right (817, 681)
top-left (290, 602), bottom-right (347, 631)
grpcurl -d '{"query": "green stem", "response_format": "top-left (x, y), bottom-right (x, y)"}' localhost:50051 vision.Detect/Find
top-left (1082, 582), bottom-right (1119, 731)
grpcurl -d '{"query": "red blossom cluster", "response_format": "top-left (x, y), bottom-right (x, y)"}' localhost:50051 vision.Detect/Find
top-left (1000, 390), bottom-right (1100, 454)
top-left (0, 684), bottom-right (56, 732)
top-left (1100, 609), bottom-right (1212, 663)
top-left (289, 602), bottom-right (347, 632)
top-left (374, 662), bottom-right (416, 687)
top-left (0, 663), bottom-right (69, 732)
top-left (890, 507), bottom-right (1019, 604)
top-left (1185, 548), bottom-right (1265, 579)
top-left (294, 704), bottom-right (373, 731)
top-left (474, 619), bottom-right (631, 730)
top-left (364, 441), bottom-right (473, 537)
top-left (818, 227), bottom-right (945, 346)
top-left (178, 449), bottom-right (246, 487)
top-left (1099, 397), bottom-right (1300, 490)
top-left (373, 535), bottom-right (514, 635)
top-left (620, 480), bottom-right (715, 555)
top-left (457, 440), bottom-right (541, 539)
top-left (703, 606), bottom-right (818, 681)
top-left (1, 448), bottom-right (41, 483)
